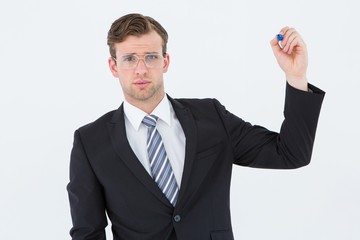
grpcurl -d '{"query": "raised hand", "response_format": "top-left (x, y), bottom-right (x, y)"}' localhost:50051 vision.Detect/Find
top-left (270, 27), bottom-right (308, 91)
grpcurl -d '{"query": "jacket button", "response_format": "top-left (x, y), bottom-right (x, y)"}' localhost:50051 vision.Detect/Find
top-left (174, 215), bottom-right (181, 222)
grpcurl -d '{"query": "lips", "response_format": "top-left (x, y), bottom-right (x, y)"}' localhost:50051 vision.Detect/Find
top-left (134, 79), bottom-right (151, 88)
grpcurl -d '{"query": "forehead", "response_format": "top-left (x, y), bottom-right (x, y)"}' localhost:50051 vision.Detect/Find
top-left (114, 31), bottom-right (163, 55)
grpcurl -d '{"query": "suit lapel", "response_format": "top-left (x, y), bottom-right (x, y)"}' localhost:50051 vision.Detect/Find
top-left (169, 97), bottom-right (221, 211)
top-left (107, 104), bottom-right (171, 207)
top-left (168, 97), bottom-right (198, 208)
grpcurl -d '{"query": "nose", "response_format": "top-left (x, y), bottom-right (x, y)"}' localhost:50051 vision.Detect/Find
top-left (134, 58), bottom-right (148, 75)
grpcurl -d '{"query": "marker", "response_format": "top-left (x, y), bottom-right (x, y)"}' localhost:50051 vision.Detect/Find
top-left (277, 34), bottom-right (284, 48)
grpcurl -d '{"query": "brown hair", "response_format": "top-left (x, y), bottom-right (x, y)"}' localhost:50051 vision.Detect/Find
top-left (107, 13), bottom-right (168, 58)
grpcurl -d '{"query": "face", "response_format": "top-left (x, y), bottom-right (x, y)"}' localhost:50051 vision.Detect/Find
top-left (108, 31), bottom-right (170, 109)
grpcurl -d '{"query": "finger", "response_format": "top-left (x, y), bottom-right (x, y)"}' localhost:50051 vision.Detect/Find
top-left (283, 30), bottom-right (298, 53)
top-left (281, 27), bottom-right (296, 48)
top-left (286, 31), bottom-right (306, 55)
top-left (270, 35), bottom-right (283, 53)
top-left (275, 26), bottom-right (290, 50)
top-left (286, 36), bottom-right (299, 55)
top-left (279, 26), bottom-right (290, 35)
top-left (270, 35), bottom-right (279, 47)
top-left (271, 27), bottom-right (287, 49)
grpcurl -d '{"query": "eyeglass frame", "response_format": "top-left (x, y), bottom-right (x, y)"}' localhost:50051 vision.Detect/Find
top-left (112, 53), bottom-right (166, 69)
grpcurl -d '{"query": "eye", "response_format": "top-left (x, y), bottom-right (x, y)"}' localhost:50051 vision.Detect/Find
top-left (145, 54), bottom-right (160, 61)
top-left (121, 55), bottom-right (137, 62)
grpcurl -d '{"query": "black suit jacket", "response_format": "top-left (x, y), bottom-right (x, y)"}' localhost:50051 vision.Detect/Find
top-left (67, 83), bottom-right (325, 240)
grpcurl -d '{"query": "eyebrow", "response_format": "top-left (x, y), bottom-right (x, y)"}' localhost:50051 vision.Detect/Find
top-left (120, 51), bottom-right (160, 56)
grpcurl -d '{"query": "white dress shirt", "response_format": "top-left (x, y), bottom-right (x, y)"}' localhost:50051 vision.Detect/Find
top-left (123, 96), bottom-right (186, 187)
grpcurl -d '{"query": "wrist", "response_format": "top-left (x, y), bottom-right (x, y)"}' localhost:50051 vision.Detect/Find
top-left (286, 75), bottom-right (308, 91)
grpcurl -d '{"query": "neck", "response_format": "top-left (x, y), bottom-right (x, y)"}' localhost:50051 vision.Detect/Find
top-left (126, 93), bottom-right (165, 115)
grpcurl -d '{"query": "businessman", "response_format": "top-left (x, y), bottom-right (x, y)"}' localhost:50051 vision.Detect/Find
top-left (67, 13), bottom-right (325, 240)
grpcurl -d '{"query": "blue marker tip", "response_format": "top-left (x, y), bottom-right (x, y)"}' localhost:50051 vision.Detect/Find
top-left (277, 34), bottom-right (284, 41)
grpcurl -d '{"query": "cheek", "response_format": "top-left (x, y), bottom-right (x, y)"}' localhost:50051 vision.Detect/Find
top-left (117, 72), bottom-right (133, 85)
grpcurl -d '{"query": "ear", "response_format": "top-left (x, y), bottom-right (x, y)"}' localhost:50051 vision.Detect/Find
top-left (162, 53), bottom-right (170, 73)
top-left (108, 57), bottom-right (119, 78)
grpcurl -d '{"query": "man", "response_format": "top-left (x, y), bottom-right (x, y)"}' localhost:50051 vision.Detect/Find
top-left (67, 13), bottom-right (324, 240)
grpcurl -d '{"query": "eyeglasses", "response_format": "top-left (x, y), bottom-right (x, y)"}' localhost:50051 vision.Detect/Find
top-left (113, 53), bottom-right (164, 69)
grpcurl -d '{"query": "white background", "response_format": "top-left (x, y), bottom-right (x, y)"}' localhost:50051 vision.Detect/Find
top-left (1, 0), bottom-right (359, 239)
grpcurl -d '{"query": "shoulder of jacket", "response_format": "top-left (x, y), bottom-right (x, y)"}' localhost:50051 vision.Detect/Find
top-left (173, 97), bottom-right (220, 106)
top-left (77, 109), bottom-right (117, 133)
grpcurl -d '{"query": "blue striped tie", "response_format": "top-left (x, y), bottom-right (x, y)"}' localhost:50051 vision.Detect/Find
top-left (142, 115), bottom-right (179, 206)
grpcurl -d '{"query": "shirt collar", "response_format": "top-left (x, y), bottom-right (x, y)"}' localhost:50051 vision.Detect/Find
top-left (123, 96), bottom-right (172, 131)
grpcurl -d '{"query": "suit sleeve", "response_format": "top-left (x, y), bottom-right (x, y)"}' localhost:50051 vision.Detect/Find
top-left (67, 130), bottom-right (107, 240)
top-left (219, 83), bottom-right (325, 169)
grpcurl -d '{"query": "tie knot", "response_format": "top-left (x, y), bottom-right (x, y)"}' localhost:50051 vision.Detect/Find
top-left (142, 115), bottom-right (158, 128)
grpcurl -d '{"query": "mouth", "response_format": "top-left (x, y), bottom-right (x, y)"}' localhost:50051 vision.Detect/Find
top-left (134, 79), bottom-right (151, 88)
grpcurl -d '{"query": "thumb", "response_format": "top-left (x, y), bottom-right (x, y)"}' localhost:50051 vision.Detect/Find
top-left (270, 36), bottom-right (282, 54)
